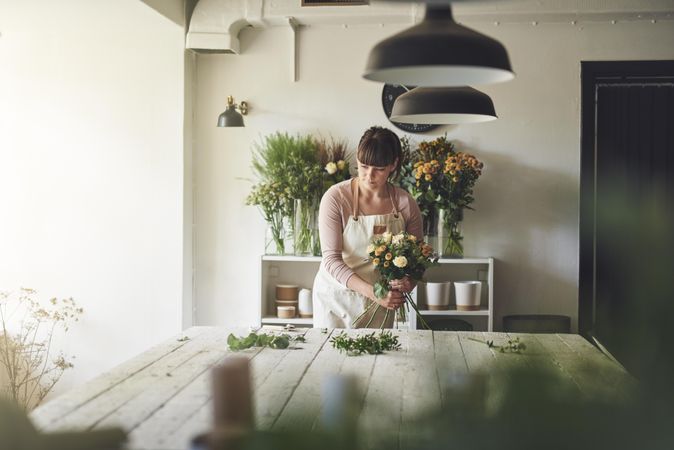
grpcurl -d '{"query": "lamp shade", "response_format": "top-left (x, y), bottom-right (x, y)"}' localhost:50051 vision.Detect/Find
top-left (364, 4), bottom-right (514, 86)
top-left (217, 105), bottom-right (245, 127)
top-left (390, 87), bottom-right (497, 124)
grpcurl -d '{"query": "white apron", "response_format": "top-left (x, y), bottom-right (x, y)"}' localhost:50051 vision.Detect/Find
top-left (312, 179), bottom-right (405, 328)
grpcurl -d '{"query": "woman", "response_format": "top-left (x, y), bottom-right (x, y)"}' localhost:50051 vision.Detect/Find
top-left (312, 126), bottom-right (423, 328)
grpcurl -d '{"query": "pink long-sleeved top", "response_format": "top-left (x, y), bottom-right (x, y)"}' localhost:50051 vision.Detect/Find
top-left (319, 179), bottom-right (424, 286)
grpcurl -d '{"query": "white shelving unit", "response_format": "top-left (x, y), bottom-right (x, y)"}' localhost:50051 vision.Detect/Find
top-left (259, 255), bottom-right (494, 331)
top-left (409, 257), bottom-right (494, 331)
top-left (259, 256), bottom-right (321, 327)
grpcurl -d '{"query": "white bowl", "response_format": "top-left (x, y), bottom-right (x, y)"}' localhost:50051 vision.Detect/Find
top-left (277, 305), bottom-right (296, 319)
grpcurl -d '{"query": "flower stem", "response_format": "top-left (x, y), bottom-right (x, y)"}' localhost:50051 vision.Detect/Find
top-left (398, 301), bottom-right (407, 322)
top-left (405, 293), bottom-right (431, 330)
top-left (380, 309), bottom-right (390, 330)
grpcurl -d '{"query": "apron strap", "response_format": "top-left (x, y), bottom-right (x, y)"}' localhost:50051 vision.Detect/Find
top-left (351, 178), bottom-right (359, 220)
top-left (387, 184), bottom-right (399, 218)
top-left (352, 178), bottom-right (400, 219)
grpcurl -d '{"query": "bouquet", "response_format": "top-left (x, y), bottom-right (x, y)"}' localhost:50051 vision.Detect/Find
top-left (352, 231), bottom-right (438, 329)
top-left (398, 136), bottom-right (484, 257)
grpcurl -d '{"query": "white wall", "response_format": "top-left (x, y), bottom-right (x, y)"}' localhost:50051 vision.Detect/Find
top-left (193, 12), bottom-right (674, 331)
top-left (0, 0), bottom-right (186, 396)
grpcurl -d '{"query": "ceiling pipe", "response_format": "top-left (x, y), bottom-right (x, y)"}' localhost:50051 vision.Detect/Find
top-left (185, 0), bottom-right (674, 54)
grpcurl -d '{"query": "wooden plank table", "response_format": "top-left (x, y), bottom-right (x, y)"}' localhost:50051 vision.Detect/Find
top-left (30, 327), bottom-right (635, 450)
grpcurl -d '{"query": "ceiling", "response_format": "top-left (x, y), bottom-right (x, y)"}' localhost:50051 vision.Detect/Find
top-left (139, 0), bottom-right (674, 53)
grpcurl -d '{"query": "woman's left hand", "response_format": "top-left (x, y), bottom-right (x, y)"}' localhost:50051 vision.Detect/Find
top-left (390, 277), bottom-right (416, 294)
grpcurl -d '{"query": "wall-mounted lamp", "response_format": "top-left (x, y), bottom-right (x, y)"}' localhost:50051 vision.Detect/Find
top-left (363, 4), bottom-right (514, 86)
top-left (390, 86), bottom-right (497, 124)
top-left (217, 96), bottom-right (248, 127)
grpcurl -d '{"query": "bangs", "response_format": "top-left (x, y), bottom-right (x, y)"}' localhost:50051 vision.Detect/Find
top-left (357, 141), bottom-right (397, 167)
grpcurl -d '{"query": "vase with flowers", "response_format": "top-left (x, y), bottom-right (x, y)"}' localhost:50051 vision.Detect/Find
top-left (398, 136), bottom-right (484, 258)
top-left (249, 132), bottom-right (319, 256)
top-left (248, 133), bottom-right (353, 257)
top-left (246, 182), bottom-right (290, 255)
top-left (315, 137), bottom-right (352, 256)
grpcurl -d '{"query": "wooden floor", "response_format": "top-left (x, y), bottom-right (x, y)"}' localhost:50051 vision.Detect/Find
top-left (30, 327), bottom-right (635, 450)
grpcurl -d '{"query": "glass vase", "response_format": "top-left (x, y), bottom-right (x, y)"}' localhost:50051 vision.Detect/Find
top-left (438, 208), bottom-right (464, 258)
top-left (294, 199), bottom-right (313, 256)
top-left (423, 208), bottom-right (464, 258)
top-left (423, 208), bottom-right (440, 255)
top-left (310, 202), bottom-right (321, 256)
top-left (283, 215), bottom-right (294, 256)
top-left (264, 211), bottom-right (285, 255)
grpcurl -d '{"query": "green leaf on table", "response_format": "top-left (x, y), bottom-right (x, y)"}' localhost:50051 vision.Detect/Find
top-left (269, 335), bottom-right (290, 349)
top-left (330, 331), bottom-right (401, 356)
top-left (228, 332), bottom-right (304, 351)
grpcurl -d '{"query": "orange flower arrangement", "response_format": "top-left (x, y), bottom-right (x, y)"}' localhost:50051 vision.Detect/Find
top-left (399, 136), bottom-right (484, 257)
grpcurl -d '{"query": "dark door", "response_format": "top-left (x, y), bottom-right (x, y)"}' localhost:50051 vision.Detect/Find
top-left (579, 61), bottom-right (674, 377)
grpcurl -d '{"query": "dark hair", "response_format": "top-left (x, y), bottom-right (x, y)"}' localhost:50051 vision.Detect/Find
top-left (356, 126), bottom-right (403, 179)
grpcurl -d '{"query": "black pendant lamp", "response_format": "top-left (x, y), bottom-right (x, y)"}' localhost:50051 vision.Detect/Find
top-left (217, 96), bottom-right (248, 127)
top-left (364, 4), bottom-right (514, 86)
top-left (390, 86), bottom-right (497, 124)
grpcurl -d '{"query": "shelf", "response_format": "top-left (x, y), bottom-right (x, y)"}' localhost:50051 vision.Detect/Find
top-left (260, 255), bottom-right (494, 331)
top-left (436, 257), bottom-right (492, 264)
top-left (261, 255), bottom-right (322, 262)
top-left (262, 255), bottom-right (490, 264)
top-left (419, 307), bottom-right (490, 316)
top-left (261, 316), bottom-right (314, 325)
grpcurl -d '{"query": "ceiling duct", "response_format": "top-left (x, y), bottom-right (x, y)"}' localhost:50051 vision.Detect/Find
top-left (184, 0), bottom-right (674, 54)
top-left (186, 0), bottom-right (414, 54)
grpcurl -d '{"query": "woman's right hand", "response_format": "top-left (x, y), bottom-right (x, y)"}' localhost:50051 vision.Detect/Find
top-left (376, 289), bottom-right (405, 310)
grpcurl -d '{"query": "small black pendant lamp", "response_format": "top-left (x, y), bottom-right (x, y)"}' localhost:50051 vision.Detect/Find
top-left (217, 96), bottom-right (248, 127)
top-left (390, 86), bottom-right (497, 124)
top-left (363, 4), bottom-right (514, 86)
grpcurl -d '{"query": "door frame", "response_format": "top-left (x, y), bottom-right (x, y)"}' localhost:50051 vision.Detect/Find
top-left (578, 60), bottom-right (674, 338)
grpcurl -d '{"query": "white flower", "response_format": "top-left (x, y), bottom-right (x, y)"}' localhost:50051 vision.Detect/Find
top-left (408, 235), bottom-right (417, 242)
top-left (336, 159), bottom-right (346, 171)
top-left (392, 233), bottom-right (404, 245)
top-left (366, 244), bottom-right (375, 253)
top-left (325, 162), bottom-right (337, 175)
top-left (382, 231), bottom-right (392, 244)
top-left (393, 256), bottom-right (408, 268)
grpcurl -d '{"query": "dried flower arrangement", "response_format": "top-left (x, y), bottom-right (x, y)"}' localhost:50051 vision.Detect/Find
top-left (0, 288), bottom-right (83, 410)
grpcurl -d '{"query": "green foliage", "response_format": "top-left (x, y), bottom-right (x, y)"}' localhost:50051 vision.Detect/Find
top-left (252, 133), bottom-right (315, 181)
top-left (468, 336), bottom-right (527, 353)
top-left (330, 331), bottom-right (401, 356)
top-left (227, 332), bottom-right (305, 351)
top-left (247, 132), bottom-right (355, 255)
top-left (251, 132), bottom-right (320, 207)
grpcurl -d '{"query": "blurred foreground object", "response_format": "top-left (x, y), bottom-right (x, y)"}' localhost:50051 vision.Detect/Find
top-left (192, 357), bottom-right (255, 450)
top-left (0, 397), bottom-right (126, 450)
